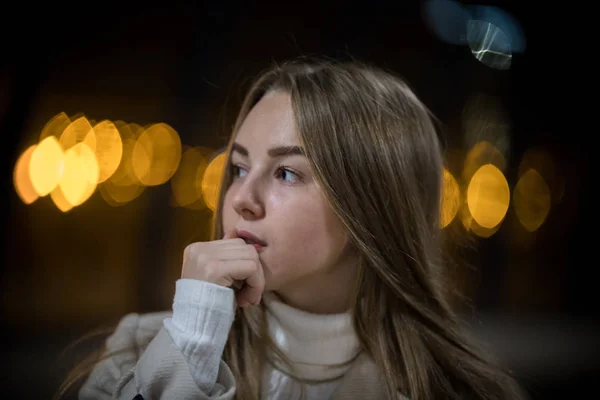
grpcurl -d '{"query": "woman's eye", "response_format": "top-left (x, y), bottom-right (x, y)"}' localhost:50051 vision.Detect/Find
top-left (276, 167), bottom-right (300, 183)
top-left (231, 164), bottom-right (301, 183)
top-left (231, 164), bottom-right (247, 178)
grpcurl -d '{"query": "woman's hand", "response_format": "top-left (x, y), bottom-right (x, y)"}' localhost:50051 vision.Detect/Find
top-left (181, 229), bottom-right (265, 307)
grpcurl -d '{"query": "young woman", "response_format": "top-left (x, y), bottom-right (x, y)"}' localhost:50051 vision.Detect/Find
top-left (63, 58), bottom-right (528, 400)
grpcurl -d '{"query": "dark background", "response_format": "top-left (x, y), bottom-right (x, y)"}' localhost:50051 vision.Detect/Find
top-left (1, 0), bottom-right (596, 399)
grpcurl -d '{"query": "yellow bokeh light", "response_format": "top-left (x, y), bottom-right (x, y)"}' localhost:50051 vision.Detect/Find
top-left (109, 138), bottom-right (142, 186)
top-left (115, 122), bottom-right (143, 141)
top-left (467, 164), bottom-right (510, 229)
top-left (98, 179), bottom-right (145, 206)
top-left (92, 120), bottom-right (123, 183)
top-left (463, 141), bottom-right (505, 182)
top-left (461, 202), bottom-right (500, 238)
top-left (513, 168), bottom-right (551, 232)
top-left (28, 136), bottom-right (64, 197)
top-left (171, 146), bottom-right (210, 208)
top-left (518, 147), bottom-right (564, 205)
top-left (201, 152), bottom-right (227, 211)
top-left (50, 186), bottom-right (74, 212)
top-left (58, 143), bottom-right (99, 206)
top-left (441, 168), bottom-right (460, 228)
top-left (132, 123), bottom-right (182, 186)
top-left (40, 112), bottom-right (71, 142)
top-left (59, 116), bottom-right (96, 152)
top-left (13, 145), bottom-right (39, 204)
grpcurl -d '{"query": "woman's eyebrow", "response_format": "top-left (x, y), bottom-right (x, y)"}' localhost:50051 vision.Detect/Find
top-left (232, 142), bottom-right (305, 158)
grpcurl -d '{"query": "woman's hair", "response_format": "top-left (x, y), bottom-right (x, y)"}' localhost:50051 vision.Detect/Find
top-left (56, 57), bottom-right (528, 400)
top-left (215, 58), bottom-right (527, 400)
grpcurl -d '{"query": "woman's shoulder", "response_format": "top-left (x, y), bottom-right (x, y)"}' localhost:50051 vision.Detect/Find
top-left (106, 311), bottom-right (173, 354)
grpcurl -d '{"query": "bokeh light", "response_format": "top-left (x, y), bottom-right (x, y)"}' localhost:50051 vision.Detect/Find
top-left (423, 1), bottom-right (525, 70)
top-left (29, 136), bottom-right (64, 197)
top-left (13, 145), bottom-right (39, 205)
top-left (441, 167), bottom-right (461, 228)
top-left (467, 164), bottom-right (510, 229)
top-left (513, 168), bottom-right (551, 232)
top-left (201, 151), bottom-right (227, 212)
top-left (132, 123), bottom-right (182, 186)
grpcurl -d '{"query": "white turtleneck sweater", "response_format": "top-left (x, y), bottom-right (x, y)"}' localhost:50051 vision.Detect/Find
top-left (163, 279), bottom-right (361, 399)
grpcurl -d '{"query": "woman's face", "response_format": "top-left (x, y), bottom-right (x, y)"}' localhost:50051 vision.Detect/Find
top-left (222, 91), bottom-right (355, 298)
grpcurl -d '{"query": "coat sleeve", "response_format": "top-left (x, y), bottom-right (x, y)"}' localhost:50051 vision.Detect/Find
top-left (79, 280), bottom-right (238, 400)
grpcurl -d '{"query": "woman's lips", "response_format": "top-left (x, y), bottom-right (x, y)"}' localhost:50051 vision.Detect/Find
top-left (236, 229), bottom-right (267, 251)
top-left (249, 243), bottom-right (265, 251)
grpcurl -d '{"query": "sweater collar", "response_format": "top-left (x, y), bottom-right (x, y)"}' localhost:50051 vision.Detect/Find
top-left (263, 293), bottom-right (361, 381)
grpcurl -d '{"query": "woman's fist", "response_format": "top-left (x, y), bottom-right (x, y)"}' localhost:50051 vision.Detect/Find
top-left (181, 229), bottom-right (265, 307)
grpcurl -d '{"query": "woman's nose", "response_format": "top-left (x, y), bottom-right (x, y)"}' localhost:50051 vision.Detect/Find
top-left (231, 179), bottom-right (265, 220)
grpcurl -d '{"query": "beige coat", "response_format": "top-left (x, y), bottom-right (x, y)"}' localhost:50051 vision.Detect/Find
top-left (79, 311), bottom-right (401, 400)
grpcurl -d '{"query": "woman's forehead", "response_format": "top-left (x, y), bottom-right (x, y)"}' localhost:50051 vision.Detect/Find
top-left (235, 92), bottom-right (299, 151)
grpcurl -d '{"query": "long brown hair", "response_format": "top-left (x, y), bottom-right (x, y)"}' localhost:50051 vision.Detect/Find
top-left (57, 58), bottom-right (528, 400)
top-left (215, 58), bottom-right (528, 400)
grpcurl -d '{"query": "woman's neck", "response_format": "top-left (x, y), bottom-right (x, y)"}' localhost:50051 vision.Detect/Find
top-left (272, 262), bottom-right (358, 314)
